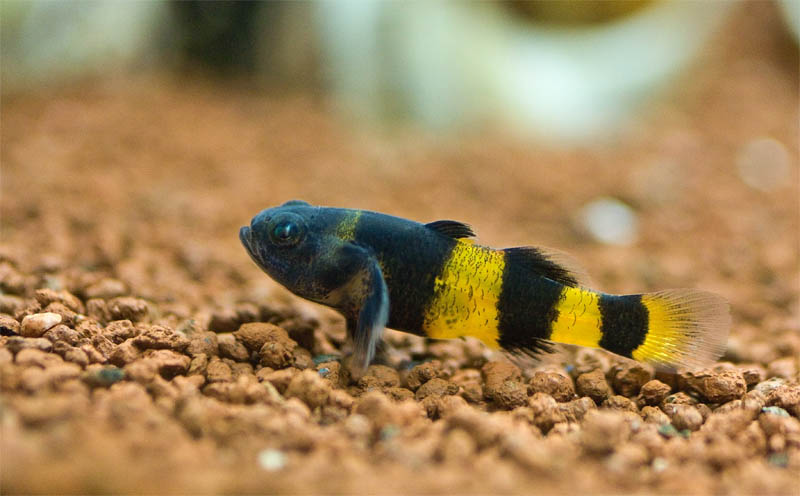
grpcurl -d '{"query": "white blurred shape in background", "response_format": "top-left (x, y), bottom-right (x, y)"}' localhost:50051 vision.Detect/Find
top-left (316, 1), bottom-right (734, 143)
top-left (736, 137), bottom-right (792, 193)
top-left (1, 0), bottom-right (169, 89)
top-left (778, 0), bottom-right (800, 41)
top-left (580, 197), bottom-right (639, 246)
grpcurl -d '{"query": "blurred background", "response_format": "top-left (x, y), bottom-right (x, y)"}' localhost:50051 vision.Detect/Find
top-left (1, 1), bottom-right (799, 493)
top-left (2, 0), bottom-right (797, 294)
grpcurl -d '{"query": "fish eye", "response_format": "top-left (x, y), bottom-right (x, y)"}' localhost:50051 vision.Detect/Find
top-left (268, 215), bottom-right (304, 246)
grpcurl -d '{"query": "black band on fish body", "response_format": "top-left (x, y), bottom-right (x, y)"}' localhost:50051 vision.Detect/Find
top-left (598, 294), bottom-right (648, 358)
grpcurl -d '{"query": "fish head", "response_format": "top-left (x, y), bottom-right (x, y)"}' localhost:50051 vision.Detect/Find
top-left (239, 200), bottom-right (350, 303)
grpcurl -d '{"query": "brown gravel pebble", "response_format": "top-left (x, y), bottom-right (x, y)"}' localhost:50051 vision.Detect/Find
top-left (0, 313), bottom-right (20, 335)
top-left (186, 331), bottom-right (219, 357)
top-left (638, 380), bottom-right (672, 406)
top-left (576, 369), bottom-right (612, 404)
top-left (560, 396), bottom-right (596, 422)
top-left (62, 347), bottom-right (89, 367)
top-left (43, 324), bottom-right (81, 345)
top-left (317, 361), bottom-right (348, 388)
top-left (104, 320), bottom-right (138, 344)
top-left (684, 369), bottom-right (747, 404)
top-left (285, 369), bottom-right (331, 409)
top-left (529, 371), bottom-right (575, 402)
top-left (4, 336), bottom-right (53, 354)
top-left (354, 391), bottom-right (400, 429)
top-left (34, 289), bottom-right (85, 314)
top-left (385, 387), bottom-right (415, 402)
top-left (481, 361), bottom-right (521, 399)
top-left (209, 307), bottom-right (241, 333)
top-left (767, 357), bottom-right (798, 379)
top-left (84, 278), bottom-right (128, 299)
top-left (80, 343), bottom-right (107, 365)
top-left (610, 363), bottom-right (653, 398)
top-left (602, 395), bottom-right (638, 413)
top-left (260, 367), bottom-right (300, 394)
top-left (107, 297), bottom-right (149, 322)
top-left (143, 349), bottom-right (191, 378)
top-left (257, 326), bottom-right (297, 369)
top-left (86, 299), bottom-right (109, 322)
top-left (132, 325), bottom-right (190, 352)
top-left (0, 295), bottom-right (26, 316)
top-left (767, 385), bottom-right (800, 418)
top-left (641, 406), bottom-right (670, 425)
top-left (0, 263), bottom-right (27, 295)
top-left (406, 361), bottom-right (442, 390)
top-left (415, 378), bottom-right (459, 401)
top-left (109, 339), bottom-right (142, 366)
top-left (754, 377), bottom-right (786, 397)
top-left (16, 348), bottom-right (64, 369)
top-left (217, 333), bottom-right (250, 362)
top-left (360, 365), bottom-right (401, 389)
top-left (581, 410), bottom-right (632, 455)
top-left (459, 380), bottom-right (484, 404)
top-left (738, 364), bottom-right (767, 386)
top-left (661, 392), bottom-right (697, 408)
top-left (491, 379), bottom-right (529, 410)
top-left (665, 404), bottom-right (704, 432)
top-left (205, 358), bottom-right (234, 383)
top-left (291, 347), bottom-right (313, 370)
top-left (529, 393), bottom-right (567, 433)
top-left (234, 322), bottom-right (283, 352)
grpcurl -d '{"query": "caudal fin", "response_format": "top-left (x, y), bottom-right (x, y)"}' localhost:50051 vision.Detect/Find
top-left (538, 284), bottom-right (729, 370)
top-left (623, 289), bottom-right (730, 370)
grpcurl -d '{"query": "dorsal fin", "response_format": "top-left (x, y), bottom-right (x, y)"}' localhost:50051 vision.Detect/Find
top-left (503, 246), bottom-right (592, 288)
top-left (425, 220), bottom-right (475, 239)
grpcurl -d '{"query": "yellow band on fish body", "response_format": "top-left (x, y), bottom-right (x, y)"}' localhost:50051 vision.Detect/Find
top-left (336, 210), bottom-right (362, 241)
top-left (422, 241), bottom-right (504, 348)
top-left (549, 286), bottom-right (603, 348)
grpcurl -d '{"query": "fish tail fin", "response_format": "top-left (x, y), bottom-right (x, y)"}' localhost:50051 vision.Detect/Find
top-left (547, 286), bottom-right (729, 370)
top-left (625, 289), bottom-right (730, 370)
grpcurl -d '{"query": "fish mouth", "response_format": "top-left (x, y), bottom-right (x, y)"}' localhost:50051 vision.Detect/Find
top-left (239, 225), bottom-right (251, 248)
top-left (239, 225), bottom-right (257, 261)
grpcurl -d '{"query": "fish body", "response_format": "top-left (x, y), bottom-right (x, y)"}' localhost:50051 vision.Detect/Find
top-left (240, 201), bottom-right (730, 373)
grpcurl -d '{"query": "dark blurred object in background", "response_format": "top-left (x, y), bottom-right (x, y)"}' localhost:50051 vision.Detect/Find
top-left (170, 2), bottom-right (263, 75)
top-left (169, 1), bottom-right (318, 87)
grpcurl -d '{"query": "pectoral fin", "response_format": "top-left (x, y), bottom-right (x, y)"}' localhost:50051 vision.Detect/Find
top-left (346, 256), bottom-right (389, 375)
top-left (325, 243), bottom-right (389, 376)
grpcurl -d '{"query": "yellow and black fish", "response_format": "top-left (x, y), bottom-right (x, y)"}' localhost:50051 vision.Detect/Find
top-left (240, 201), bottom-right (729, 373)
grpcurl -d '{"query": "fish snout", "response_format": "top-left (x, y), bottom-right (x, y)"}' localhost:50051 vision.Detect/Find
top-left (239, 225), bottom-right (252, 247)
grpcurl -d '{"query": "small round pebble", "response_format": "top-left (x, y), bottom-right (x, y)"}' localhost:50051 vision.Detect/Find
top-left (20, 312), bottom-right (62, 338)
top-left (576, 369), bottom-right (611, 404)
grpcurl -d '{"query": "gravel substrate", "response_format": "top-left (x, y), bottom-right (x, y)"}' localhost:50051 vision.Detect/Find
top-left (1, 3), bottom-right (798, 494)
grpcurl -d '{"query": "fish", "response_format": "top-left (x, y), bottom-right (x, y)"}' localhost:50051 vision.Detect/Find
top-left (239, 200), bottom-right (730, 375)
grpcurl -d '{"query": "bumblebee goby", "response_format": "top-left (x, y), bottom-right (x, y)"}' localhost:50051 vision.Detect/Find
top-left (240, 200), bottom-right (730, 375)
